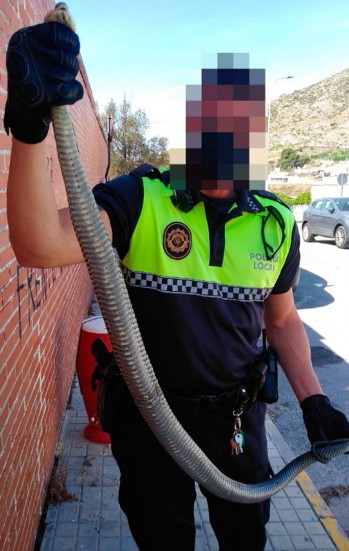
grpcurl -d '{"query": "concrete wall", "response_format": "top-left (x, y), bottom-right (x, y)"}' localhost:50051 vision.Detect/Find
top-left (310, 183), bottom-right (349, 200)
top-left (0, 2), bottom-right (108, 549)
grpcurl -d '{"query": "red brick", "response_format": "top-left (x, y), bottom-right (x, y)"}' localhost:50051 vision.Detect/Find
top-left (0, 173), bottom-right (9, 192)
top-left (0, 298), bottom-right (12, 325)
top-left (2, 309), bottom-right (16, 338)
top-left (3, 254), bottom-right (16, 275)
top-left (0, 266), bottom-right (10, 289)
top-left (0, 132), bottom-right (11, 150)
top-left (18, 5), bottom-right (31, 26)
top-left (0, 211), bottom-right (8, 231)
top-left (0, 228), bottom-right (9, 251)
top-left (0, 1), bottom-right (16, 27)
top-left (0, 1), bottom-right (105, 547)
top-left (1, 277), bottom-right (16, 306)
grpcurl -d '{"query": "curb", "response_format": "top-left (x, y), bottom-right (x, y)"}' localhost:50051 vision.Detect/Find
top-left (266, 415), bottom-right (349, 551)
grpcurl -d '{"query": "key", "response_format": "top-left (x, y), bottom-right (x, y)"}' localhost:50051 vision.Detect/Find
top-left (234, 431), bottom-right (244, 454)
top-left (230, 415), bottom-right (245, 455)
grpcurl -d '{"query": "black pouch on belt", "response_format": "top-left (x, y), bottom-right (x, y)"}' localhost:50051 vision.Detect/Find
top-left (257, 329), bottom-right (279, 404)
top-left (91, 338), bottom-right (125, 434)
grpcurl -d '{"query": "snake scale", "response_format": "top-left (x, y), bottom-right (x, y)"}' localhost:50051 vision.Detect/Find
top-left (45, 3), bottom-right (349, 504)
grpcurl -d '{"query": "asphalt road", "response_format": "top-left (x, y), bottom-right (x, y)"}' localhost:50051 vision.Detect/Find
top-left (268, 225), bottom-right (349, 537)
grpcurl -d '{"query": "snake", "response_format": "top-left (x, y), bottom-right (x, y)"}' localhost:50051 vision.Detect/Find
top-left (44, 3), bottom-right (349, 505)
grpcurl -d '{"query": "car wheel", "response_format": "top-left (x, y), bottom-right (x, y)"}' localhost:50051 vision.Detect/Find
top-left (334, 225), bottom-right (349, 249)
top-left (302, 223), bottom-right (315, 242)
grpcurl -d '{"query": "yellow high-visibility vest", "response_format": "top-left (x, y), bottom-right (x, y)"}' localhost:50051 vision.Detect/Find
top-left (122, 174), bottom-right (294, 301)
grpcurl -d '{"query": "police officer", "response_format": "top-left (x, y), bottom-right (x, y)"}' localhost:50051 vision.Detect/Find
top-left (5, 21), bottom-right (349, 551)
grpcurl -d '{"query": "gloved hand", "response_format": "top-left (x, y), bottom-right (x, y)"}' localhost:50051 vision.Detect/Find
top-left (301, 394), bottom-right (349, 444)
top-left (91, 338), bottom-right (124, 434)
top-left (4, 22), bottom-right (83, 144)
top-left (91, 338), bottom-right (120, 388)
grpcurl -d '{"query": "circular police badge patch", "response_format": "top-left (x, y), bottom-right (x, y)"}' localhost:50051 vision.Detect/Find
top-left (163, 222), bottom-right (192, 259)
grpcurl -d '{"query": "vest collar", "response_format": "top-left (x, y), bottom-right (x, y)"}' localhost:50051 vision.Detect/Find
top-left (237, 191), bottom-right (266, 214)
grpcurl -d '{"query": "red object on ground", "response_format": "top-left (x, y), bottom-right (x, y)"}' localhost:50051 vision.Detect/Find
top-left (76, 315), bottom-right (111, 444)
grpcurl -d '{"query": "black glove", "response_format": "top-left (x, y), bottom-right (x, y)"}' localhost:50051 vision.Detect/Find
top-left (91, 338), bottom-right (124, 434)
top-left (301, 394), bottom-right (349, 444)
top-left (91, 338), bottom-right (121, 388)
top-left (4, 22), bottom-right (83, 144)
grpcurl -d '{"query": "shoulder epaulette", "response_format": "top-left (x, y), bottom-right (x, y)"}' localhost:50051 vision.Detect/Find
top-left (129, 163), bottom-right (169, 186)
top-left (251, 190), bottom-right (291, 211)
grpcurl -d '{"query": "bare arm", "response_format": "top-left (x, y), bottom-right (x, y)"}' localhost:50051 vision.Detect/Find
top-left (264, 289), bottom-right (323, 403)
top-left (7, 138), bottom-right (112, 268)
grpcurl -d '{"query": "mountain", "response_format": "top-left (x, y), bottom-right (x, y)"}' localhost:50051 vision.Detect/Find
top-left (269, 68), bottom-right (349, 163)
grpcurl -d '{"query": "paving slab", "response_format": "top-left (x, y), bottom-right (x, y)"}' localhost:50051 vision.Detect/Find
top-left (36, 378), bottom-right (349, 551)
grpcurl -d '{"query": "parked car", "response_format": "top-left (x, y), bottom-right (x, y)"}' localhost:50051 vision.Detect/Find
top-left (302, 197), bottom-right (349, 249)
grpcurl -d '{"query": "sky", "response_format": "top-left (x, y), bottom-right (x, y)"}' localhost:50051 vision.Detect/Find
top-left (65, 0), bottom-right (349, 147)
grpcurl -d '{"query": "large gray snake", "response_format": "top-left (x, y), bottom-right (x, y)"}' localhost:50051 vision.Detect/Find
top-left (47, 3), bottom-right (349, 505)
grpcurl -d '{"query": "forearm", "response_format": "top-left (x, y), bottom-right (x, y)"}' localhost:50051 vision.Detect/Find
top-left (264, 294), bottom-right (323, 402)
top-left (268, 319), bottom-right (322, 401)
top-left (7, 139), bottom-right (83, 268)
top-left (263, 264), bottom-right (349, 446)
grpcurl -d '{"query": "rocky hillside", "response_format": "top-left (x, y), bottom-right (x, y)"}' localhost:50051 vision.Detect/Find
top-left (269, 68), bottom-right (349, 163)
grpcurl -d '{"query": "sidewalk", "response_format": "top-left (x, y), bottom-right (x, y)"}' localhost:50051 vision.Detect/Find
top-left (36, 377), bottom-right (349, 551)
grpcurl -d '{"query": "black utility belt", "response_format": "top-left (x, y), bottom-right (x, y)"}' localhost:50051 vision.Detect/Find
top-left (166, 351), bottom-right (279, 416)
top-left (91, 335), bottom-right (279, 435)
top-left (166, 385), bottom-right (250, 416)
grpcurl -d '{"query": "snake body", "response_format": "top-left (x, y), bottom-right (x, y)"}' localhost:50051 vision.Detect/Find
top-left (47, 4), bottom-right (349, 505)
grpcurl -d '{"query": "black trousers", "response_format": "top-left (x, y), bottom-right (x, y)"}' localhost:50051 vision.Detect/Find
top-left (110, 392), bottom-right (270, 551)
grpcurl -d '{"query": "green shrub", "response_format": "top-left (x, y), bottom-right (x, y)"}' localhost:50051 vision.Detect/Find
top-left (276, 191), bottom-right (311, 205)
top-left (293, 191), bottom-right (311, 204)
top-left (276, 193), bottom-right (293, 204)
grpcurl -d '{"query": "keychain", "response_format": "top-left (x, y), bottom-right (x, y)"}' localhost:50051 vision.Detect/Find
top-left (230, 413), bottom-right (245, 455)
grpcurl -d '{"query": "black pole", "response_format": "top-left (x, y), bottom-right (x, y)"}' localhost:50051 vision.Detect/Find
top-left (105, 115), bottom-right (114, 181)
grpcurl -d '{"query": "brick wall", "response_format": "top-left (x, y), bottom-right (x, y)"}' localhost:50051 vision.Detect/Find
top-left (0, 2), bottom-right (108, 550)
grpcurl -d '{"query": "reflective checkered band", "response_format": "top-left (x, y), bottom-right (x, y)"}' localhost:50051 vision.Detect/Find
top-left (122, 266), bottom-right (272, 302)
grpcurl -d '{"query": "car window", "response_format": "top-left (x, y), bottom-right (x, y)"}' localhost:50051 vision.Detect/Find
top-left (334, 198), bottom-right (349, 211)
top-left (313, 200), bottom-right (324, 210)
top-left (324, 200), bottom-right (335, 210)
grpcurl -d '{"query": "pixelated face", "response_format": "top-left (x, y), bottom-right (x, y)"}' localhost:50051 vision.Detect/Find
top-left (170, 53), bottom-right (268, 191)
